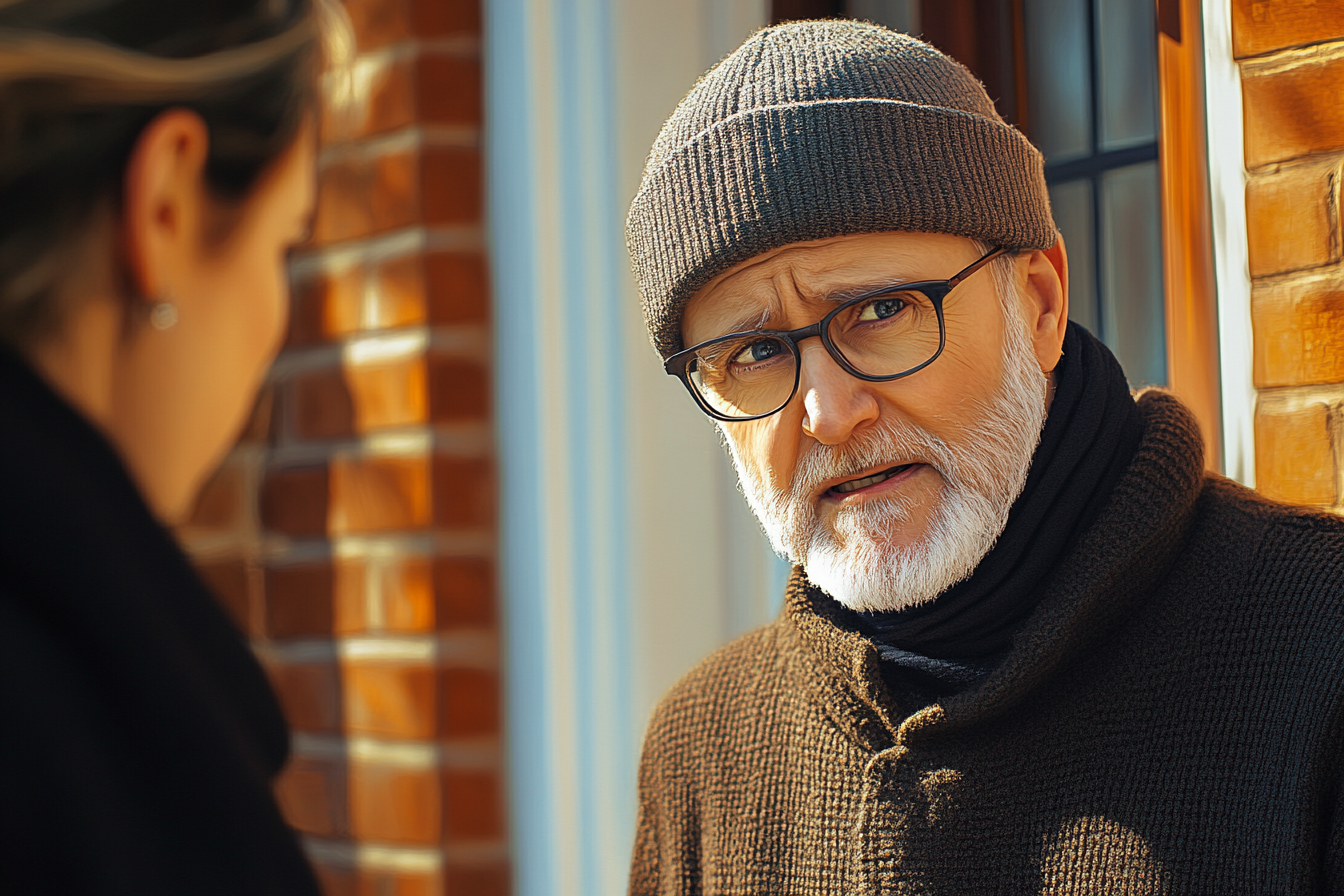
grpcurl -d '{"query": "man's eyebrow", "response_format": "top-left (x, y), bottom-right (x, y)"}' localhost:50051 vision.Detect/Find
top-left (706, 274), bottom-right (921, 337)
top-left (815, 275), bottom-right (917, 304)
top-left (714, 305), bottom-right (774, 335)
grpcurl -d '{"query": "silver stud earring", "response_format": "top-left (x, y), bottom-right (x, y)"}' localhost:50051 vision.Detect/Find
top-left (149, 300), bottom-right (178, 331)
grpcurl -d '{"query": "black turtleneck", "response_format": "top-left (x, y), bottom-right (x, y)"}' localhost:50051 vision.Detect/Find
top-left (829, 323), bottom-right (1144, 702)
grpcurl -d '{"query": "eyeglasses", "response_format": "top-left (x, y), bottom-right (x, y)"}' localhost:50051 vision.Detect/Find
top-left (664, 246), bottom-right (1010, 422)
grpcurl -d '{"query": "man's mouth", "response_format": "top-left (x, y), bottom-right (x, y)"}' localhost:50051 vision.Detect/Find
top-left (828, 463), bottom-right (916, 496)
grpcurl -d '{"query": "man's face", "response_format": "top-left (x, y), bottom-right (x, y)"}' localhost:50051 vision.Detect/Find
top-left (681, 231), bottom-right (1066, 612)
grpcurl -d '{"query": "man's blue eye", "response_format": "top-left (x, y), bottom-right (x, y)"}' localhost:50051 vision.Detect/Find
top-left (732, 339), bottom-right (782, 364)
top-left (858, 297), bottom-right (905, 321)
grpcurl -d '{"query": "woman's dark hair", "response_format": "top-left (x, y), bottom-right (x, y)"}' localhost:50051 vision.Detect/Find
top-left (0, 0), bottom-right (346, 345)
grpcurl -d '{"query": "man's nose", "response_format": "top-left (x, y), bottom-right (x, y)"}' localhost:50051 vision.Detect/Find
top-left (797, 341), bottom-right (879, 445)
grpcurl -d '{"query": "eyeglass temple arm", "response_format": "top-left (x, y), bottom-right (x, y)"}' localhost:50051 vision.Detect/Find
top-left (947, 246), bottom-right (1010, 289)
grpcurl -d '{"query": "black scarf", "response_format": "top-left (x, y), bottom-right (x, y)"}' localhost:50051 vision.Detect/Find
top-left (0, 346), bottom-right (319, 894)
top-left (829, 323), bottom-right (1143, 695)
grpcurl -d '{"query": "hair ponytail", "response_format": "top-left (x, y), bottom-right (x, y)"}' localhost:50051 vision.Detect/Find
top-left (0, 0), bottom-right (349, 345)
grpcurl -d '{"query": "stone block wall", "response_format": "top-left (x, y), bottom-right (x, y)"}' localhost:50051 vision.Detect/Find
top-left (1235, 0), bottom-right (1344, 509)
top-left (180, 1), bottom-right (509, 894)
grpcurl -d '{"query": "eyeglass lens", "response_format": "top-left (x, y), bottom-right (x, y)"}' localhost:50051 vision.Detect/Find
top-left (686, 286), bottom-right (941, 419)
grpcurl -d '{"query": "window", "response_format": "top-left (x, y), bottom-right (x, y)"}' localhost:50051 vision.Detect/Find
top-left (1024, 0), bottom-right (1166, 387)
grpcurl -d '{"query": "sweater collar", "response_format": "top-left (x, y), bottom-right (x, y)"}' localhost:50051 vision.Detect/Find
top-left (779, 389), bottom-right (1207, 747)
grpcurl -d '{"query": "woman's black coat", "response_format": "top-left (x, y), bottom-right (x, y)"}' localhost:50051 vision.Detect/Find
top-left (0, 347), bottom-right (319, 894)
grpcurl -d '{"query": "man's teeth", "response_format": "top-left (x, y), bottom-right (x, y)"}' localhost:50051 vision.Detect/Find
top-left (832, 464), bottom-right (911, 494)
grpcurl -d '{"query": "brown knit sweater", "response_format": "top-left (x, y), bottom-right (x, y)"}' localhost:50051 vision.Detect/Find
top-left (630, 392), bottom-right (1344, 895)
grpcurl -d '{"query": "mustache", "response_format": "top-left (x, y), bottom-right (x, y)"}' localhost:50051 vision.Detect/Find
top-left (787, 420), bottom-right (950, 503)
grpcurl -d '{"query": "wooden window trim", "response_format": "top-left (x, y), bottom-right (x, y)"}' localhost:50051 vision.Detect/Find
top-left (1156, 0), bottom-right (1223, 472)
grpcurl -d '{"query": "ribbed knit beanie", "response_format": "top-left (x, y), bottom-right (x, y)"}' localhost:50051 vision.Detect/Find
top-left (626, 19), bottom-right (1057, 359)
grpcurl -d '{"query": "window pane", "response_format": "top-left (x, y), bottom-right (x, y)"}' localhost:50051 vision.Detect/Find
top-left (1024, 0), bottom-right (1092, 162)
top-left (1050, 179), bottom-right (1099, 337)
top-left (1100, 161), bottom-right (1165, 386)
top-left (846, 0), bottom-right (920, 33)
top-left (1095, 0), bottom-right (1158, 151)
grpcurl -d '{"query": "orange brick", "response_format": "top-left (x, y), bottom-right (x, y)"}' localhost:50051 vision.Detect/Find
top-left (313, 151), bottom-right (419, 244)
top-left (331, 454), bottom-right (433, 533)
top-left (319, 866), bottom-right (446, 896)
top-left (425, 252), bottom-right (490, 324)
top-left (358, 56), bottom-right (417, 139)
top-left (1252, 280), bottom-right (1344, 386)
top-left (345, 662), bottom-right (437, 738)
top-left (1243, 54), bottom-right (1344, 168)
top-left (1234, 0), bottom-right (1344, 59)
top-left (417, 55), bottom-right (483, 125)
top-left (268, 659), bottom-right (344, 733)
top-left (335, 559), bottom-right (372, 634)
top-left (1246, 162), bottom-right (1339, 276)
top-left (441, 668), bottom-right (499, 737)
top-left (312, 161), bottom-right (372, 245)
top-left (275, 755), bottom-right (348, 837)
top-left (421, 148), bottom-right (482, 225)
top-left (412, 0), bottom-right (481, 36)
top-left (196, 558), bottom-right (254, 635)
top-left (346, 357), bottom-right (429, 431)
top-left (313, 863), bottom-right (359, 896)
top-left (261, 465), bottom-right (330, 537)
top-left (375, 254), bottom-right (430, 329)
top-left (443, 863), bottom-right (509, 896)
top-left (358, 868), bottom-right (445, 896)
top-left (443, 769), bottom-right (505, 841)
top-left (433, 558), bottom-right (495, 627)
top-left (429, 357), bottom-right (489, 422)
top-left (380, 558), bottom-right (438, 632)
top-left (290, 367), bottom-right (357, 441)
top-left (288, 265), bottom-right (365, 347)
top-left (433, 458), bottom-right (495, 528)
top-left (266, 563), bottom-right (336, 639)
top-left (374, 151), bottom-right (422, 228)
top-left (1255, 401), bottom-right (1338, 504)
top-left (349, 762), bottom-right (442, 843)
top-left (188, 461), bottom-right (248, 530)
top-left (343, 0), bottom-right (412, 50)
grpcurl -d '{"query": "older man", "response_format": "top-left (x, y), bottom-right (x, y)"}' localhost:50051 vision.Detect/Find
top-left (624, 20), bottom-right (1344, 895)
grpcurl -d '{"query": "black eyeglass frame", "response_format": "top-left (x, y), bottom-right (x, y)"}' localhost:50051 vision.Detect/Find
top-left (664, 246), bottom-right (1011, 423)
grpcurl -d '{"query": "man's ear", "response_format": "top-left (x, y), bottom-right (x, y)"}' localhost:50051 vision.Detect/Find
top-left (120, 109), bottom-right (211, 302)
top-left (1020, 235), bottom-right (1069, 374)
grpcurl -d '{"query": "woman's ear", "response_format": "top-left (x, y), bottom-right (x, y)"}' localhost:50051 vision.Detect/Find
top-left (1020, 235), bottom-right (1069, 374)
top-left (120, 109), bottom-right (211, 302)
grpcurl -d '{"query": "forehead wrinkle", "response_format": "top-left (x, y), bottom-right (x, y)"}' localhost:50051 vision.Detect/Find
top-left (691, 242), bottom-right (941, 341)
top-left (690, 279), bottom-right (783, 342)
top-left (782, 251), bottom-right (935, 306)
top-left (700, 268), bottom-right (799, 339)
top-left (722, 304), bottom-right (774, 334)
top-left (715, 268), bottom-right (910, 335)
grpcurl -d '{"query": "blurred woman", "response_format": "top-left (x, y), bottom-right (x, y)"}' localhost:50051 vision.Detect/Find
top-left (0, 2), bottom-right (345, 892)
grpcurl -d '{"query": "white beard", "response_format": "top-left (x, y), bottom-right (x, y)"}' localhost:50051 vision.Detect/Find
top-left (724, 289), bottom-right (1050, 613)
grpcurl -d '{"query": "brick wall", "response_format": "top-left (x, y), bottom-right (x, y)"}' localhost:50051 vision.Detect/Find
top-left (1235, 0), bottom-right (1344, 510)
top-left (180, 1), bottom-right (509, 894)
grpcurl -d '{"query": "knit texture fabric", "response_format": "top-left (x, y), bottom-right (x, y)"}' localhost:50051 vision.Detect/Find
top-left (626, 20), bottom-right (1056, 359)
top-left (630, 392), bottom-right (1344, 894)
